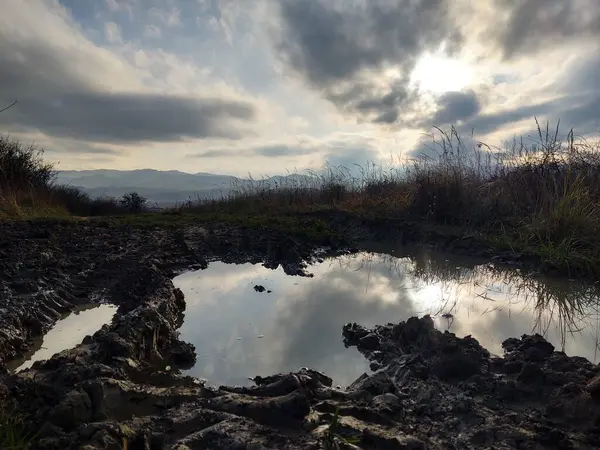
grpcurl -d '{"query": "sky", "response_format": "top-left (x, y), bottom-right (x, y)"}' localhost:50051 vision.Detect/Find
top-left (0, 0), bottom-right (599, 177)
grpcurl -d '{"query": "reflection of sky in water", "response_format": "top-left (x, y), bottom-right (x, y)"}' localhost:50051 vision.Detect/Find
top-left (175, 251), bottom-right (600, 387)
top-left (12, 304), bottom-right (117, 372)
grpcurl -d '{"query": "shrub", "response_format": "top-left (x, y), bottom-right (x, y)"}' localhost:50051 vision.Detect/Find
top-left (119, 192), bottom-right (147, 213)
top-left (0, 135), bottom-right (55, 195)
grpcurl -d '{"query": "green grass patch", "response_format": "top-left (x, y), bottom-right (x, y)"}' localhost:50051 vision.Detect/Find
top-left (0, 412), bottom-right (38, 450)
top-left (92, 211), bottom-right (338, 240)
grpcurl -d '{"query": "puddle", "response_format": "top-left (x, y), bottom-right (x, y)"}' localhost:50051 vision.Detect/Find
top-left (175, 249), bottom-right (600, 387)
top-left (8, 304), bottom-right (117, 372)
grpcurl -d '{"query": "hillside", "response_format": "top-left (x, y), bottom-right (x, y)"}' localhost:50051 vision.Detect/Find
top-left (55, 169), bottom-right (313, 206)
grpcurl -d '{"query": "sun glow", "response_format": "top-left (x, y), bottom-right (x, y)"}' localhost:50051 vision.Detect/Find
top-left (410, 53), bottom-right (474, 93)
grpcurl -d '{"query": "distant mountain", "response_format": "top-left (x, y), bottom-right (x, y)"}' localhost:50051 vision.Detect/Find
top-left (55, 169), bottom-right (316, 207)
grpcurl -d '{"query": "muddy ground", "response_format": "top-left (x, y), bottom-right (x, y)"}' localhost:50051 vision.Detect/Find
top-left (1, 219), bottom-right (600, 449)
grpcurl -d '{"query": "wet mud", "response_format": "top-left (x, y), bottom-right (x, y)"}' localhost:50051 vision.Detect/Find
top-left (1, 219), bottom-right (599, 449)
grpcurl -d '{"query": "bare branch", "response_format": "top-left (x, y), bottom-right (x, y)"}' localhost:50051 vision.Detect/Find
top-left (0, 99), bottom-right (18, 114)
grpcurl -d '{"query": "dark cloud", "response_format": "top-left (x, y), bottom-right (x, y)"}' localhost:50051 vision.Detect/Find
top-left (455, 91), bottom-right (600, 139)
top-left (407, 90), bottom-right (600, 160)
top-left (563, 53), bottom-right (600, 94)
top-left (274, 0), bottom-right (462, 124)
top-left (273, 0), bottom-right (600, 137)
top-left (0, 92), bottom-right (255, 143)
top-left (47, 142), bottom-right (122, 156)
top-left (431, 90), bottom-right (481, 126)
top-left (189, 144), bottom-right (319, 159)
top-left (253, 144), bottom-right (316, 157)
top-left (194, 141), bottom-right (382, 164)
top-left (495, 0), bottom-right (600, 59)
top-left (187, 148), bottom-right (238, 158)
top-left (457, 100), bottom-right (558, 136)
top-left (0, 8), bottom-right (257, 145)
top-left (557, 95), bottom-right (600, 133)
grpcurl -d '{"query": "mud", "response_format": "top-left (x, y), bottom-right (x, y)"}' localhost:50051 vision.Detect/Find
top-left (0, 220), bottom-right (339, 366)
top-left (1, 219), bottom-right (600, 449)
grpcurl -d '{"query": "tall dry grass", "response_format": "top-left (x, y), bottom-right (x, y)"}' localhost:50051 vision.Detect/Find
top-left (0, 135), bottom-right (129, 217)
top-left (180, 119), bottom-right (600, 275)
top-left (0, 135), bottom-right (63, 218)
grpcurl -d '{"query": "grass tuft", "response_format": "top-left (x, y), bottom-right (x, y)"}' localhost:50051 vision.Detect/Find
top-left (0, 411), bottom-right (37, 450)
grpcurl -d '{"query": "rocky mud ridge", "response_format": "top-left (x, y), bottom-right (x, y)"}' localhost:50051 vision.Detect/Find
top-left (1, 220), bottom-right (600, 449)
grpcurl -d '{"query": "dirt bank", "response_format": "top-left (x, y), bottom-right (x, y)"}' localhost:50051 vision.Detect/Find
top-left (1, 219), bottom-right (600, 449)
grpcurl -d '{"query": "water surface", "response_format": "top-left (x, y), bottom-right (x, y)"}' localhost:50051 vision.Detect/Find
top-left (9, 303), bottom-right (117, 372)
top-left (175, 249), bottom-right (600, 387)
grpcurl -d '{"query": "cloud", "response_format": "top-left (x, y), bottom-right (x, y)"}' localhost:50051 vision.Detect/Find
top-left (188, 148), bottom-right (237, 159)
top-left (493, 0), bottom-right (600, 60)
top-left (105, 0), bottom-right (120, 13)
top-left (270, 0), bottom-right (600, 143)
top-left (104, 21), bottom-right (122, 43)
top-left (3, 130), bottom-right (125, 158)
top-left (143, 24), bottom-right (162, 39)
top-left (50, 143), bottom-right (122, 156)
top-left (188, 142), bottom-right (318, 159)
top-left (0, 92), bottom-right (255, 143)
top-left (149, 6), bottom-right (181, 27)
top-left (2, 0), bottom-right (600, 175)
top-left (271, 0), bottom-right (462, 125)
top-left (430, 90), bottom-right (481, 126)
top-left (253, 144), bottom-right (317, 158)
top-left (456, 91), bottom-right (600, 139)
top-left (0, 0), bottom-right (258, 144)
top-left (53, 143), bottom-right (123, 157)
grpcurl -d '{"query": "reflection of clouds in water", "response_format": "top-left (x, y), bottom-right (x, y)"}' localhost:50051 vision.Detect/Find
top-left (268, 258), bottom-right (416, 386)
top-left (15, 304), bottom-right (117, 371)
top-left (407, 259), bottom-right (600, 362)
top-left (464, 307), bottom-right (540, 356)
top-left (175, 251), bottom-right (600, 386)
top-left (177, 263), bottom-right (281, 385)
top-left (468, 307), bottom-right (600, 361)
top-left (176, 264), bottom-right (264, 308)
top-left (176, 257), bottom-right (417, 386)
